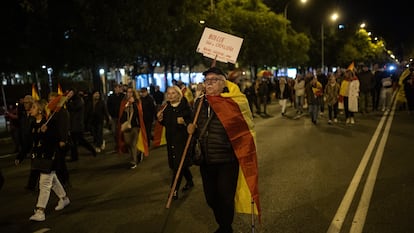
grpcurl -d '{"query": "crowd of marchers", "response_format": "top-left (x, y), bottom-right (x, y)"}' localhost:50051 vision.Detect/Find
top-left (238, 63), bottom-right (414, 125)
top-left (2, 62), bottom-right (414, 232)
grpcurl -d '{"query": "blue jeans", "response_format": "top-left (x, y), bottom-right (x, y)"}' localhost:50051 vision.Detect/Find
top-left (308, 104), bottom-right (320, 122)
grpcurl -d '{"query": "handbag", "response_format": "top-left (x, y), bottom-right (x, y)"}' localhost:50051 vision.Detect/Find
top-left (191, 108), bottom-right (214, 166)
top-left (121, 109), bottom-right (133, 132)
top-left (31, 153), bottom-right (55, 173)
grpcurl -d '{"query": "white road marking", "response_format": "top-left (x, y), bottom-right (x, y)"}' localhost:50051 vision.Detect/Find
top-left (327, 92), bottom-right (397, 233)
top-left (350, 101), bottom-right (396, 233)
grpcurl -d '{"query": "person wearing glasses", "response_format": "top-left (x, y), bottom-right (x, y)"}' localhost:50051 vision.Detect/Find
top-left (187, 67), bottom-right (261, 233)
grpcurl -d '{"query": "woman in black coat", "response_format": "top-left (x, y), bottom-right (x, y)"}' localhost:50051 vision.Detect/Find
top-left (28, 99), bottom-right (70, 221)
top-left (157, 85), bottom-right (194, 200)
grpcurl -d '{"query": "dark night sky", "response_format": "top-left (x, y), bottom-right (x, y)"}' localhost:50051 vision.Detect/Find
top-left (283, 0), bottom-right (411, 60)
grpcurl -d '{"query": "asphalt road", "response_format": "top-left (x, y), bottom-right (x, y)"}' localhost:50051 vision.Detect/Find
top-left (1, 99), bottom-right (413, 233)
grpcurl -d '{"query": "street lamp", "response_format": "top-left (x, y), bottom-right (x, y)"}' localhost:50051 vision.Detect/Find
top-left (321, 12), bottom-right (339, 70)
top-left (284, 0), bottom-right (307, 19)
top-left (47, 67), bottom-right (53, 93)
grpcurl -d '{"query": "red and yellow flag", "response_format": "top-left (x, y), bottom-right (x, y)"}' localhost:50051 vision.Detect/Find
top-left (31, 83), bottom-right (40, 101)
top-left (347, 61), bottom-right (355, 71)
top-left (136, 102), bottom-right (149, 155)
top-left (46, 94), bottom-right (67, 113)
top-left (181, 86), bottom-right (194, 106)
top-left (57, 83), bottom-right (63, 95)
top-left (117, 100), bottom-right (149, 156)
top-left (207, 80), bottom-right (261, 221)
top-left (152, 120), bottom-right (166, 148)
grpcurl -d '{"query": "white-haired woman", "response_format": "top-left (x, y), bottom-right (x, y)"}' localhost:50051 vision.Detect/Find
top-left (156, 85), bottom-right (194, 200)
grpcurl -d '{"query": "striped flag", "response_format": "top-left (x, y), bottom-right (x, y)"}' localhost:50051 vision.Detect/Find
top-left (136, 102), bottom-right (149, 156)
top-left (207, 80), bottom-right (261, 221)
top-left (31, 83), bottom-right (40, 101)
top-left (46, 94), bottom-right (67, 113)
top-left (117, 100), bottom-right (149, 156)
top-left (152, 120), bottom-right (166, 148)
top-left (57, 83), bottom-right (63, 95)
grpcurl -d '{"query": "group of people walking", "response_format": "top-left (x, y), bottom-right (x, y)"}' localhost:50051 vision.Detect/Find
top-left (243, 62), bottom-right (413, 126)
top-left (6, 67), bottom-right (260, 233)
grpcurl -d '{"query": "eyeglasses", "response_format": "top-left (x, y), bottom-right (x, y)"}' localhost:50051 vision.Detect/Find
top-left (204, 78), bottom-right (224, 84)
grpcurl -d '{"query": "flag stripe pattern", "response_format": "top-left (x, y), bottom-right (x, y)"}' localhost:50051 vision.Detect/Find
top-left (206, 80), bottom-right (261, 221)
top-left (152, 120), bottom-right (166, 147)
top-left (32, 84), bottom-right (40, 101)
top-left (117, 100), bottom-right (149, 156)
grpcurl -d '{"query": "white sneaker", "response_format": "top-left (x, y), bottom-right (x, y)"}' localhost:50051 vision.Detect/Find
top-left (101, 140), bottom-right (106, 150)
top-left (29, 209), bottom-right (45, 221)
top-left (55, 197), bottom-right (70, 211)
top-left (95, 147), bottom-right (101, 153)
top-left (333, 118), bottom-right (338, 123)
top-left (346, 118), bottom-right (351, 124)
top-left (350, 118), bottom-right (355, 124)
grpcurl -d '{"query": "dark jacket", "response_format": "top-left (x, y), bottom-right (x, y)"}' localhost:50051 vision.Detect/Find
top-left (85, 99), bottom-right (109, 128)
top-left (140, 95), bottom-right (156, 125)
top-left (16, 111), bottom-right (34, 162)
top-left (107, 92), bottom-right (125, 118)
top-left (358, 70), bottom-right (375, 93)
top-left (30, 117), bottom-right (60, 173)
top-left (66, 94), bottom-right (86, 133)
top-left (160, 98), bottom-right (192, 169)
top-left (194, 97), bottom-right (237, 165)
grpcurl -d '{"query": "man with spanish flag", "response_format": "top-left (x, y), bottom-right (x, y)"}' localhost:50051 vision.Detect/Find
top-left (188, 67), bottom-right (260, 233)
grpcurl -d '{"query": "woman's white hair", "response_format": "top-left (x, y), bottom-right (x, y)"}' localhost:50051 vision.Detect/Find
top-left (169, 85), bottom-right (183, 99)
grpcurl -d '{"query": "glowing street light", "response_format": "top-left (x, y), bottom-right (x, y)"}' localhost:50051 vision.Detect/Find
top-left (321, 11), bottom-right (339, 70)
top-left (284, 0), bottom-right (308, 19)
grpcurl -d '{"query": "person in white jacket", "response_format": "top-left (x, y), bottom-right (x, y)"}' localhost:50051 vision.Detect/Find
top-left (294, 74), bottom-right (306, 115)
top-left (340, 69), bottom-right (360, 124)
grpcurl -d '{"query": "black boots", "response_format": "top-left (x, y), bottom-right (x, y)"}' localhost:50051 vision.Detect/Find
top-left (182, 181), bottom-right (194, 192)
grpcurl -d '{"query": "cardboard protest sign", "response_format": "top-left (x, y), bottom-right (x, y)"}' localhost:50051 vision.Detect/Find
top-left (196, 27), bottom-right (243, 64)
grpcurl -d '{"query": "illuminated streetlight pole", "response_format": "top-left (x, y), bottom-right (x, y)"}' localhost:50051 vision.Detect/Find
top-left (321, 12), bottom-right (338, 70)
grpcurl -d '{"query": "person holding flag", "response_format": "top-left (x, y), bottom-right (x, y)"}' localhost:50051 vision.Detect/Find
top-left (46, 92), bottom-right (71, 187)
top-left (117, 87), bottom-right (149, 169)
top-left (28, 99), bottom-right (70, 221)
top-left (187, 67), bottom-right (261, 233)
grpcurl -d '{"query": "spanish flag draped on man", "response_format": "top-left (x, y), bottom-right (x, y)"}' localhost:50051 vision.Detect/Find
top-left (206, 77), bottom-right (261, 221)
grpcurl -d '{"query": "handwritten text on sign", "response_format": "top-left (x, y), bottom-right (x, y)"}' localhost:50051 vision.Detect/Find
top-left (196, 27), bottom-right (243, 64)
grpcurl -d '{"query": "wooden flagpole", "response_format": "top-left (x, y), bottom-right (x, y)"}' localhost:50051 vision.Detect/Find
top-left (166, 96), bottom-right (204, 208)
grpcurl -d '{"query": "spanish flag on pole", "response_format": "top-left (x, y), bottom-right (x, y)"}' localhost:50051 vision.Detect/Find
top-left (207, 80), bottom-right (261, 222)
top-left (31, 84), bottom-right (40, 101)
top-left (57, 83), bottom-right (63, 95)
top-left (152, 120), bottom-right (167, 147)
top-left (152, 103), bottom-right (167, 148)
top-left (136, 102), bottom-right (149, 155)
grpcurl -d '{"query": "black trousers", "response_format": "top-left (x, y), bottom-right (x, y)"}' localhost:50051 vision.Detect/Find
top-left (171, 166), bottom-right (193, 191)
top-left (200, 161), bottom-right (239, 232)
top-left (70, 131), bottom-right (96, 160)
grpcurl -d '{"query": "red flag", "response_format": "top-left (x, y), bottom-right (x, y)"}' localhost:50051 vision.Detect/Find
top-left (31, 84), bottom-right (40, 101)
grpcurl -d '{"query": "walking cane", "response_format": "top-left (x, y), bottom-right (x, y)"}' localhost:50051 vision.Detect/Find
top-left (166, 95), bottom-right (204, 208)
